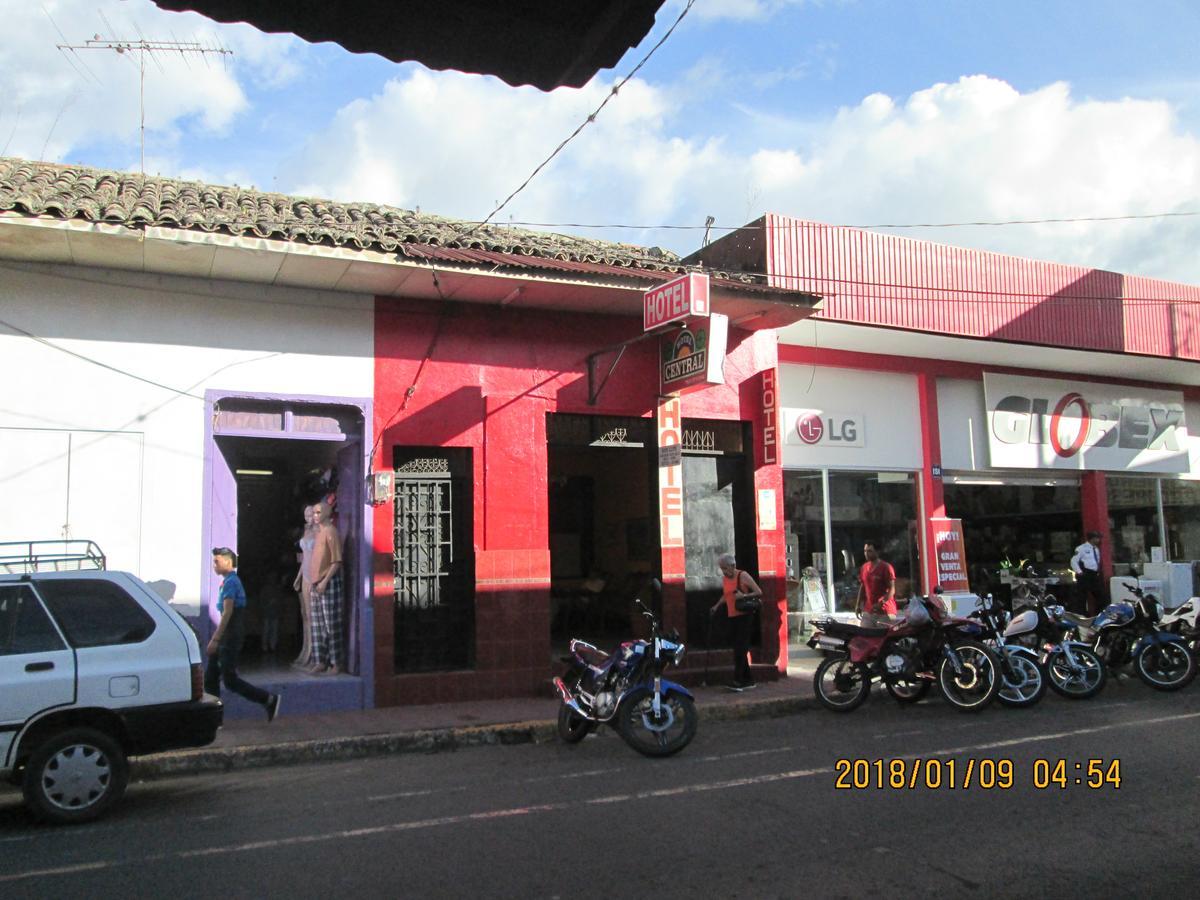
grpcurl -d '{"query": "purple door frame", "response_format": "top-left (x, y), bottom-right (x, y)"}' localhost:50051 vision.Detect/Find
top-left (201, 389), bottom-right (374, 709)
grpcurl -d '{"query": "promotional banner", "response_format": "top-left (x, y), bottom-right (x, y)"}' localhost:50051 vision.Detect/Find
top-left (984, 373), bottom-right (1189, 473)
top-left (931, 518), bottom-right (970, 593)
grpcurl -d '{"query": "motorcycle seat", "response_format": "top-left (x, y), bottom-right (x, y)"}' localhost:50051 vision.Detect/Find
top-left (820, 621), bottom-right (890, 639)
top-left (1061, 611), bottom-right (1095, 627)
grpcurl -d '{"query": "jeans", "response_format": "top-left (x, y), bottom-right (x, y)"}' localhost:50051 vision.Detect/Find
top-left (205, 630), bottom-right (270, 706)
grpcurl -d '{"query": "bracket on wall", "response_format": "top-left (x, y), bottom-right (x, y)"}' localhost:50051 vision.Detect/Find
top-left (585, 323), bottom-right (683, 406)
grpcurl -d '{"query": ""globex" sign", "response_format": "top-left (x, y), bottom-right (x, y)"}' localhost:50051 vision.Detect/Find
top-left (983, 373), bottom-right (1190, 473)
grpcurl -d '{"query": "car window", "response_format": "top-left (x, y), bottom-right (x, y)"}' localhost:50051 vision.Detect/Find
top-left (0, 584), bottom-right (67, 655)
top-left (35, 579), bottom-right (156, 648)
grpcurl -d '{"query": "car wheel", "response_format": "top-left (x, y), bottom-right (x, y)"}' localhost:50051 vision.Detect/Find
top-left (22, 727), bottom-right (129, 825)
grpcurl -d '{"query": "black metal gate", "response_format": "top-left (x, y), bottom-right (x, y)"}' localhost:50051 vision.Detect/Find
top-left (393, 455), bottom-right (474, 671)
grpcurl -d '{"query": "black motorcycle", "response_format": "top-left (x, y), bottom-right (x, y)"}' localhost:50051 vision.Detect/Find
top-left (553, 581), bottom-right (697, 757)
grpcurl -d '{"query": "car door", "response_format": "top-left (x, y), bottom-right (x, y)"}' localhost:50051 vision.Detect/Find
top-left (0, 583), bottom-right (76, 768)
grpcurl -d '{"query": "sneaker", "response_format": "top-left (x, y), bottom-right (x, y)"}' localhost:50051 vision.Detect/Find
top-left (266, 693), bottom-right (282, 723)
top-left (739, 681), bottom-right (758, 690)
top-left (725, 682), bottom-right (746, 692)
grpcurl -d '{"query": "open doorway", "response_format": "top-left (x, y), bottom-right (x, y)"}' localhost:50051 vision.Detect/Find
top-left (681, 420), bottom-right (756, 652)
top-left (216, 435), bottom-right (349, 672)
top-left (547, 414), bottom-right (657, 650)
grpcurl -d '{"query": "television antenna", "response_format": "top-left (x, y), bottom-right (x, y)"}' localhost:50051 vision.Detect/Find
top-left (56, 34), bottom-right (232, 175)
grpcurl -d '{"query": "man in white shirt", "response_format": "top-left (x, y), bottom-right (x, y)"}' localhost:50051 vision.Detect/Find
top-left (1070, 531), bottom-right (1105, 615)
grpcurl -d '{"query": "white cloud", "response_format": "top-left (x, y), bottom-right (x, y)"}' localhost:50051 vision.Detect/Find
top-left (284, 70), bottom-right (1200, 283)
top-left (690, 0), bottom-right (844, 22)
top-left (0, 0), bottom-right (303, 164)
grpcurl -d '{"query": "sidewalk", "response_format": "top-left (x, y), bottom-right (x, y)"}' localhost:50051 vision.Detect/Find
top-left (133, 649), bottom-right (822, 780)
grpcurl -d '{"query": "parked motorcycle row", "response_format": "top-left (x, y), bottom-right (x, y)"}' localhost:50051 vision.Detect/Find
top-left (550, 577), bottom-right (1200, 756)
top-left (807, 581), bottom-right (1199, 714)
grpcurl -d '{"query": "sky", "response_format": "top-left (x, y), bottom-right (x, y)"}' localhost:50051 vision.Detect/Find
top-left (2, 0), bottom-right (1200, 282)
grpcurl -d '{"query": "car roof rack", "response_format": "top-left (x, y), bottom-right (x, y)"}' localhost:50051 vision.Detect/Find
top-left (0, 540), bottom-right (107, 574)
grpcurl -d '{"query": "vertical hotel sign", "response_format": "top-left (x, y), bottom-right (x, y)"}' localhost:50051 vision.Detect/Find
top-left (657, 396), bottom-right (684, 550)
top-left (759, 368), bottom-right (779, 465)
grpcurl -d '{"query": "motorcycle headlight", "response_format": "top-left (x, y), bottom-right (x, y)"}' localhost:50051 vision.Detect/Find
top-left (672, 642), bottom-right (686, 666)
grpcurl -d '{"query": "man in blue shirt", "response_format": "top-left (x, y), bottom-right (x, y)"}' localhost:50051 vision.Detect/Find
top-left (206, 548), bottom-right (281, 721)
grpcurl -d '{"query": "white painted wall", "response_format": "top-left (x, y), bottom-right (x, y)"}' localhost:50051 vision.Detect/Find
top-left (0, 261), bottom-right (373, 606)
top-left (778, 364), bottom-right (922, 470)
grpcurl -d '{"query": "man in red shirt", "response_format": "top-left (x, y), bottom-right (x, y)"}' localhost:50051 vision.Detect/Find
top-left (855, 541), bottom-right (897, 626)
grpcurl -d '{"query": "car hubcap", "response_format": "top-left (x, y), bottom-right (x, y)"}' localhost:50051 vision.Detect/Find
top-left (42, 744), bottom-right (111, 811)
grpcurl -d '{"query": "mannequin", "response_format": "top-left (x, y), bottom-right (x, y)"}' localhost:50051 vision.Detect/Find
top-left (308, 500), bottom-right (345, 675)
top-left (291, 505), bottom-right (316, 670)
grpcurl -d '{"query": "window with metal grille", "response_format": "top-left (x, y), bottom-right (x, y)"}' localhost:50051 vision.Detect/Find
top-left (392, 449), bottom-right (474, 671)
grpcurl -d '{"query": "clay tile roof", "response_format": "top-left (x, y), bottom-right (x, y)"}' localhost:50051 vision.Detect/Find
top-left (0, 157), bottom-right (701, 278)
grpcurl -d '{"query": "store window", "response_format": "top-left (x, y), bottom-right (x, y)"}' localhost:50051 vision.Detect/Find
top-left (943, 480), bottom-right (1081, 601)
top-left (784, 469), bottom-right (919, 627)
top-left (1106, 477), bottom-right (1161, 573)
top-left (828, 473), bottom-right (918, 610)
top-left (784, 470), bottom-right (826, 635)
top-left (1161, 480), bottom-right (1200, 562)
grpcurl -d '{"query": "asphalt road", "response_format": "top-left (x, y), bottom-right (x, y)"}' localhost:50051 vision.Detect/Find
top-left (3, 681), bottom-right (1199, 899)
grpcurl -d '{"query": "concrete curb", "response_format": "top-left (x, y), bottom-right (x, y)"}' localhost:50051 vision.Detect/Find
top-left (131, 690), bottom-right (818, 781)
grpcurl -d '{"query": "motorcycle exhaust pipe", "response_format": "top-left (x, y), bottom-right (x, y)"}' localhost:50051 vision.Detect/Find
top-left (553, 677), bottom-right (590, 719)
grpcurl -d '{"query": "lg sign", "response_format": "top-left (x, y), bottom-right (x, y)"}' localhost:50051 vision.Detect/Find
top-left (984, 373), bottom-right (1189, 473)
top-left (785, 410), bottom-right (865, 448)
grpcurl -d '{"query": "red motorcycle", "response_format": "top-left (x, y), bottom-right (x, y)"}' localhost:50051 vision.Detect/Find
top-left (808, 593), bottom-right (1001, 713)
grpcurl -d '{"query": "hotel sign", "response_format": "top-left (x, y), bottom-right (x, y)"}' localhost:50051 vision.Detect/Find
top-left (660, 313), bottom-right (728, 393)
top-left (644, 272), bottom-right (710, 332)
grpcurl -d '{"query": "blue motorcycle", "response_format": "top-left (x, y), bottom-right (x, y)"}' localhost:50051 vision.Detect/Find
top-left (554, 581), bottom-right (697, 757)
top-left (1064, 582), bottom-right (1197, 691)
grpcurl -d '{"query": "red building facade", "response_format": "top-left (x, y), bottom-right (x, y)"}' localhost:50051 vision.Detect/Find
top-left (369, 292), bottom-right (800, 705)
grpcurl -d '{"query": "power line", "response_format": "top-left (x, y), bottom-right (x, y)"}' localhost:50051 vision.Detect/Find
top-left (451, 0), bottom-right (697, 245)
top-left (482, 209), bottom-right (1200, 233)
top-left (3, 253), bottom-right (1199, 315)
top-left (0, 315), bottom-right (204, 400)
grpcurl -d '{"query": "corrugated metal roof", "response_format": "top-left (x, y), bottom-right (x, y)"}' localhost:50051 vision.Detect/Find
top-left (762, 215), bottom-right (1200, 362)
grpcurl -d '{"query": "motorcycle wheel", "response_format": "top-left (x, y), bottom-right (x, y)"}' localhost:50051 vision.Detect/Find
top-left (813, 655), bottom-right (871, 712)
top-left (556, 703), bottom-right (595, 743)
top-left (885, 678), bottom-right (931, 704)
top-left (996, 649), bottom-right (1046, 708)
top-left (1134, 641), bottom-right (1198, 691)
top-left (938, 641), bottom-right (1000, 712)
top-left (617, 692), bottom-right (697, 757)
top-left (1045, 646), bottom-right (1106, 699)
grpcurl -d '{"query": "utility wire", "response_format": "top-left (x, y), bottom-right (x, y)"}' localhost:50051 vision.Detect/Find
top-left (451, 0), bottom-right (697, 245)
top-left (479, 209), bottom-right (1200, 233)
top-left (0, 315), bottom-right (204, 399)
top-left (3, 257), bottom-right (1199, 314)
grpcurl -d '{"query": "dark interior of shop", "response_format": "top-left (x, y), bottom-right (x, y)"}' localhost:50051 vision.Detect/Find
top-left (944, 480), bottom-right (1082, 606)
top-left (218, 435), bottom-right (343, 670)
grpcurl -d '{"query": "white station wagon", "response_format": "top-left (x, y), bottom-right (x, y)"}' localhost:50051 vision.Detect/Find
top-left (1, 549), bottom-right (222, 824)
